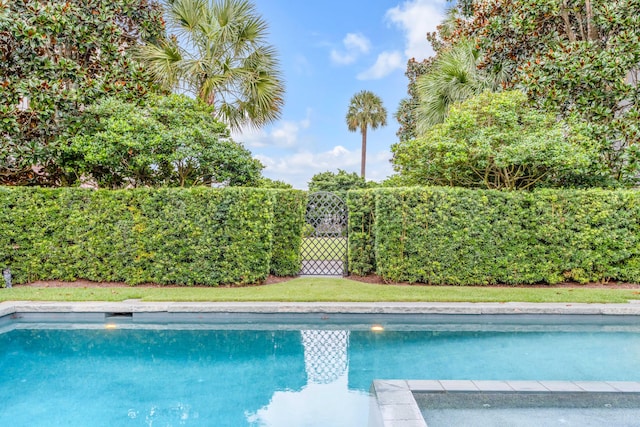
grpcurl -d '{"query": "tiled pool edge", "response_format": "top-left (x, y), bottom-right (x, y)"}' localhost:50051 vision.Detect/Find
top-left (2, 300), bottom-right (640, 315)
top-left (370, 380), bottom-right (640, 427)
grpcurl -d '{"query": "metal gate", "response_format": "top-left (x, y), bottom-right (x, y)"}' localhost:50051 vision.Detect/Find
top-left (300, 192), bottom-right (348, 276)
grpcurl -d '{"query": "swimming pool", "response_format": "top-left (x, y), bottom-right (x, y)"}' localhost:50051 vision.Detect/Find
top-left (415, 389), bottom-right (640, 427)
top-left (1, 305), bottom-right (640, 426)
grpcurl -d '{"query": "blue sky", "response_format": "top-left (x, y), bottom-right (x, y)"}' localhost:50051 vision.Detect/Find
top-left (233, 0), bottom-right (448, 189)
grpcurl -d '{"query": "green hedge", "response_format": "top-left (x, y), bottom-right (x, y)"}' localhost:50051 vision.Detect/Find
top-left (346, 190), bottom-right (376, 275)
top-left (0, 187), bottom-right (305, 286)
top-left (269, 190), bottom-right (306, 276)
top-left (348, 187), bottom-right (640, 285)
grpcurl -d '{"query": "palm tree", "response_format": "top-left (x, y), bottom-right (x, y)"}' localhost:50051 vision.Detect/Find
top-left (346, 90), bottom-right (387, 179)
top-left (138, 0), bottom-right (285, 130)
top-left (415, 39), bottom-right (505, 134)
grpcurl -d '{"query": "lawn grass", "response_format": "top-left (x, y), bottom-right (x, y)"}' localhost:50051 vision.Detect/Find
top-left (1, 278), bottom-right (639, 303)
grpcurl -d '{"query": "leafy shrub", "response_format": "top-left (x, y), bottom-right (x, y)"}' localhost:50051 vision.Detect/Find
top-left (391, 91), bottom-right (607, 189)
top-left (61, 95), bottom-right (263, 188)
top-left (0, 187), bottom-right (305, 286)
top-left (348, 187), bottom-right (640, 284)
top-left (269, 190), bottom-right (306, 276)
top-left (308, 170), bottom-right (370, 200)
top-left (347, 190), bottom-right (376, 275)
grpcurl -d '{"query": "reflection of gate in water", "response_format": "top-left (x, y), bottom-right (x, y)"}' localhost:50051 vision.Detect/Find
top-left (300, 192), bottom-right (348, 276)
top-left (300, 330), bottom-right (349, 384)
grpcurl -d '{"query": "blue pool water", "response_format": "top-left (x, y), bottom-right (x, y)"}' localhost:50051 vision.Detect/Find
top-left (1, 314), bottom-right (640, 426)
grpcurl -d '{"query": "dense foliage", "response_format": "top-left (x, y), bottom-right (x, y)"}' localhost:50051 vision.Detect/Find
top-left (425, 0), bottom-right (640, 185)
top-left (308, 170), bottom-right (369, 196)
top-left (257, 178), bottom-right (293, 189)
top-left (0, 0), bottom-right (165, 186)
top-left (62, 95), bottom-right (263, 188)
top-left (139, 0), bottom-right (285, 130)
top-left (414, 39), bottom-right (505, 133)
top-left (0, 187), bottom-right (305, 285)
top-left (346, 190), bottom-right (376, 276)
top-left (348, 187), bottom-right (640, 285)
top-left (391, 91), bottom-right (603, 190)
top-left (269, 190), bottom-right (306, 276)
top-left (395, 58), bottom-right (432, 142)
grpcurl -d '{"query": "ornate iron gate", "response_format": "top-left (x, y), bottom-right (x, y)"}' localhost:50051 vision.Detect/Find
top-left (300, 192), bottom-right (348, 276)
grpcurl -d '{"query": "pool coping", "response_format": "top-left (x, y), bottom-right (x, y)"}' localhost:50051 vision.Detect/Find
top-left (370, 380), bottom-right (640, 427)
top-left (2, 300), bottom-right (640, 317)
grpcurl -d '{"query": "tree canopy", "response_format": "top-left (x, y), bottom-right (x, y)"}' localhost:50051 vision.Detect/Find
top-left (417, 0), bottom-right (640, 185)
top-left (414, 39), bottom-right (504, 133)
top-left (391, 91), bottom-right (604, 190)
top-left (0, 0), bottom-right (165, 186)
top-left (308, 170), bottom-right (369, 195)
top-left (139, 0), bottom-right (285, 130)
top-left (346, 90), bottom-right (387, 179)
top-left (395, 58), bottom-right (432, 142)
top-left (62, 95), bottom-right (263, 188)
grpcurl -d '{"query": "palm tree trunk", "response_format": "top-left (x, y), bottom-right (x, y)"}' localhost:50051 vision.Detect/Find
top-left (361, 126), bottom-right (367, 179)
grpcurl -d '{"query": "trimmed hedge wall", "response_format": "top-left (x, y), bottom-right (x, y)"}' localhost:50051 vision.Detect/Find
top-left (348, 187), bottom-right (640, 285)
top-left (0, 187), bottom-right (305, 286)
top-left (6, 186), bottom-right (639, 286)
top-left (269, 190), bottom-right (306, 276)
top-left (346, 190), bottom-right (376, 276)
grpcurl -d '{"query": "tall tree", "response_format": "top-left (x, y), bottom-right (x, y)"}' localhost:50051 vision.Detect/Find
top-left (414, 39), bottom-right (504, 134)
top-left (391, 91), bottom-right (604, 190)
top-left (0, 0), bottom-right (165, 186)
top-left (395, 58), bottom-right (432, 142)
top-left (430, 0), bottom-right (640, 184)
top-left (139, 0), bottom-right (285, 130)
top-left (397, 5), bottom-right (503, 139)
top-left (346, 90), bottom-right (387, 179)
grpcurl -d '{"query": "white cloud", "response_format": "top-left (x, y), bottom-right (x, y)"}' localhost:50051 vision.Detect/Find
top-left (247, 376), bottom-right (369, 427)
top-left (343, 33), bottom-right (371, 53)
top-left (255, 146), bottom-right (393, 189)
top-left (294, 55), bottom-right (313, 76)
top-left (330, 32), bottom-right (371, 65)
top-left (235, 127), bottom-right (268, 148)
top-left (330, 50), bottom-right (357, 66)
top-left (271, 119), bottom-right (310, 147)
top-left (357, 51), bottom-right (404, 80)
top-left (233, 113), bottom-right (311, 148)
top-left (386, 0), bottom-right (445, 61)
top-left (256, 145), bottom-right (359, 175)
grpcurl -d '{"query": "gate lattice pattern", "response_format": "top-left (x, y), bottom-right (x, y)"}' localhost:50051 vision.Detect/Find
top-left (300, 192), bottom-right (348, 276)
top-left (301, 330), bottom-right (350, 384)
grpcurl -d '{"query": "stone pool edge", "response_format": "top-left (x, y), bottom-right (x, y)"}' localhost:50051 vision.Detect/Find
top-left (2, 300), bottom-right (640, 316)
top-left (370, 379), bottom-right (640, 427)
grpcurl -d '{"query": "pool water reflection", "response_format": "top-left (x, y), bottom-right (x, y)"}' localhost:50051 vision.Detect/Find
top-left (1, 314), bottom-right (640, 426)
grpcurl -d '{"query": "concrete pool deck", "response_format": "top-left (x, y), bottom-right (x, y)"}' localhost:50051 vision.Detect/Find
top-left (2, 300), bottom-right (640, 317)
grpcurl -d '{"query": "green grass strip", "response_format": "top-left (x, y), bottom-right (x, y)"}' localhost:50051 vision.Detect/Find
top-left (1, 278), bottom-right (639, 303)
